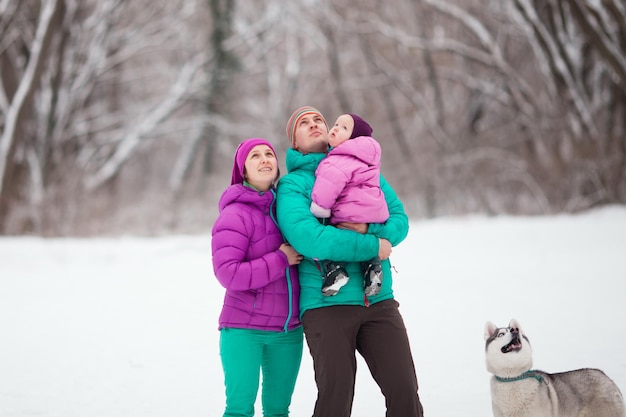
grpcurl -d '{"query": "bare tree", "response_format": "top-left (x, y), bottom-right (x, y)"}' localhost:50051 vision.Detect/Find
top-left (325, 0), bottom-right (626, 214)
top-left (0, 0), bottom-right (211, 234)
top-left (0, 0), bottom-right (64, 231)
top-left (1, 0), bottom-right (624, 235)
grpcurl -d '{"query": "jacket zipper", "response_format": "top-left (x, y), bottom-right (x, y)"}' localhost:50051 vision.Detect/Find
top-left (270, 189), bottom-right (293, 333)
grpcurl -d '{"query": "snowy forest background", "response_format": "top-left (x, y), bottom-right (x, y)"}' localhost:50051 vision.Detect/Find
top-left (1, 0), bottom-right (625, 236)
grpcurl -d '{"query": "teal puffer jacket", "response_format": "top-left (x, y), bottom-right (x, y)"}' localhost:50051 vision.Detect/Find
top-left (276, 148), bottom-right (409, 316)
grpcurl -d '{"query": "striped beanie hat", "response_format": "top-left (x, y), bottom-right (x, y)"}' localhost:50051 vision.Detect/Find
top-left (285, 106), bottom-right (328, 148)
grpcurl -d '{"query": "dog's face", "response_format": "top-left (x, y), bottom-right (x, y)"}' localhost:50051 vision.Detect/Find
top-left (484, 319), bottom-right (533, 377)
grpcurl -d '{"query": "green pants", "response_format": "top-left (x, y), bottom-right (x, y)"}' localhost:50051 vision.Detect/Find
top-left (220, 327), bottom-right (304, 417)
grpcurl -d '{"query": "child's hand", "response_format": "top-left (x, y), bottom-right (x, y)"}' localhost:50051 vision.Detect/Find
top-left (310, 201), bottom-right (331, 218)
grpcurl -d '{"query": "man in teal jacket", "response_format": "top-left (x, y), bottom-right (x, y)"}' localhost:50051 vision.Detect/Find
top-left (276, 106), bottom-right (424, 417)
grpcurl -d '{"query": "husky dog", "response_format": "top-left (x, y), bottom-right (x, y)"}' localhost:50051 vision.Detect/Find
top-left (484, 319), bottom-right (625, 417)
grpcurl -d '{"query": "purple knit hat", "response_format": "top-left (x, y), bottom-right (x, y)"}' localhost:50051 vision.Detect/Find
top-left (230, 138), bottom-right (278, 185)
top-left (348, 113), bottom-right (373, 139)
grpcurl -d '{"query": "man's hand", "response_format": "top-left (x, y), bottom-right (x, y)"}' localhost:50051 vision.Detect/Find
top-left (378, 238), bottom-right (392, 260)
top-left (336, 222), bottom-right (368, 234)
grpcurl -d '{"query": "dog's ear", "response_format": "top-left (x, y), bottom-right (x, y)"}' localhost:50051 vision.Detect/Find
top-left (484, 321), bottom-right (497, 340)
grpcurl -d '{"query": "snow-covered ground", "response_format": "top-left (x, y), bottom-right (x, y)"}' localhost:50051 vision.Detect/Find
top-left (2, 206), bottom-right (625, 416)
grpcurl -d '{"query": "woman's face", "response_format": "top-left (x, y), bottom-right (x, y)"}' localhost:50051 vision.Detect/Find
top-left (244, 145), bottom-right (278, 191)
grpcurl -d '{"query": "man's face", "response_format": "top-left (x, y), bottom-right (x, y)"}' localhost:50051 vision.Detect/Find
top-left (294, 113), bottom-right (329, 154)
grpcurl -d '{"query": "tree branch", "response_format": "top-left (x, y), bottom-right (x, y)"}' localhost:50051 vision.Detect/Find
top-left (0, 0), bottom-right (61, 198)
top-left (84, 53), bottom-right (208, 190)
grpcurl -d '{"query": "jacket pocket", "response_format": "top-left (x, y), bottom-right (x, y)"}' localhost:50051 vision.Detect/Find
top-left (252, 289), bottom-right (264, 310)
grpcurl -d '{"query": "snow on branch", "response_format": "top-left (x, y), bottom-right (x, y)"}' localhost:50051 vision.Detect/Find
top-left (569, 0), bottom-right (626, 91)
top-left (84, 53), bottom-right (208, 190)
top-left (420, 0), bottom-right (539, 123)
top-left (0, 0), bottom-right (61, 197)
top-left (513, 0), bottom-right (598, 136)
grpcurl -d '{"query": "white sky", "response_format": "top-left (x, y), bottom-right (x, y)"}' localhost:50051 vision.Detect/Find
top-left (1, 206), bottom-right (625, 416)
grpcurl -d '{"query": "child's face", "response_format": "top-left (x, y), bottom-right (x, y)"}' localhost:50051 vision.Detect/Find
top-left (328, 114), bottom-right (354, 148)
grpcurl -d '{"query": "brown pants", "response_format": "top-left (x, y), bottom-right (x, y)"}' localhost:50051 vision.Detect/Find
top-left (302, 299), bottom-right (424, 417)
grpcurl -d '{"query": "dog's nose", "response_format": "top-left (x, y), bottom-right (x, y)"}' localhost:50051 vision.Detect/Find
top-left (510, 327), bottom-right (519, 334)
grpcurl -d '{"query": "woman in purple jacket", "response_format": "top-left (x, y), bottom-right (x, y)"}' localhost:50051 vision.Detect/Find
top-left (211, 138), bottom-right (304, 417)
top-left (309, 113), bottom-right (389, 298)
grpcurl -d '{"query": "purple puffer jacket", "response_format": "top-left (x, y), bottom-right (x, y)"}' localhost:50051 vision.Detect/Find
top-left (311, 136), bottom-right (389, 224)
top-left (211, 183), bottom-right (300, 332)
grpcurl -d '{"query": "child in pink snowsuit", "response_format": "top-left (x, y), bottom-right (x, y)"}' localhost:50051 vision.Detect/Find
top-left (310, 113), bottom-right (389, 296)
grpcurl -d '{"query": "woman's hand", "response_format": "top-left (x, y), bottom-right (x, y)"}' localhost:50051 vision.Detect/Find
top-left (279, 243), bottom-right (304, 265)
